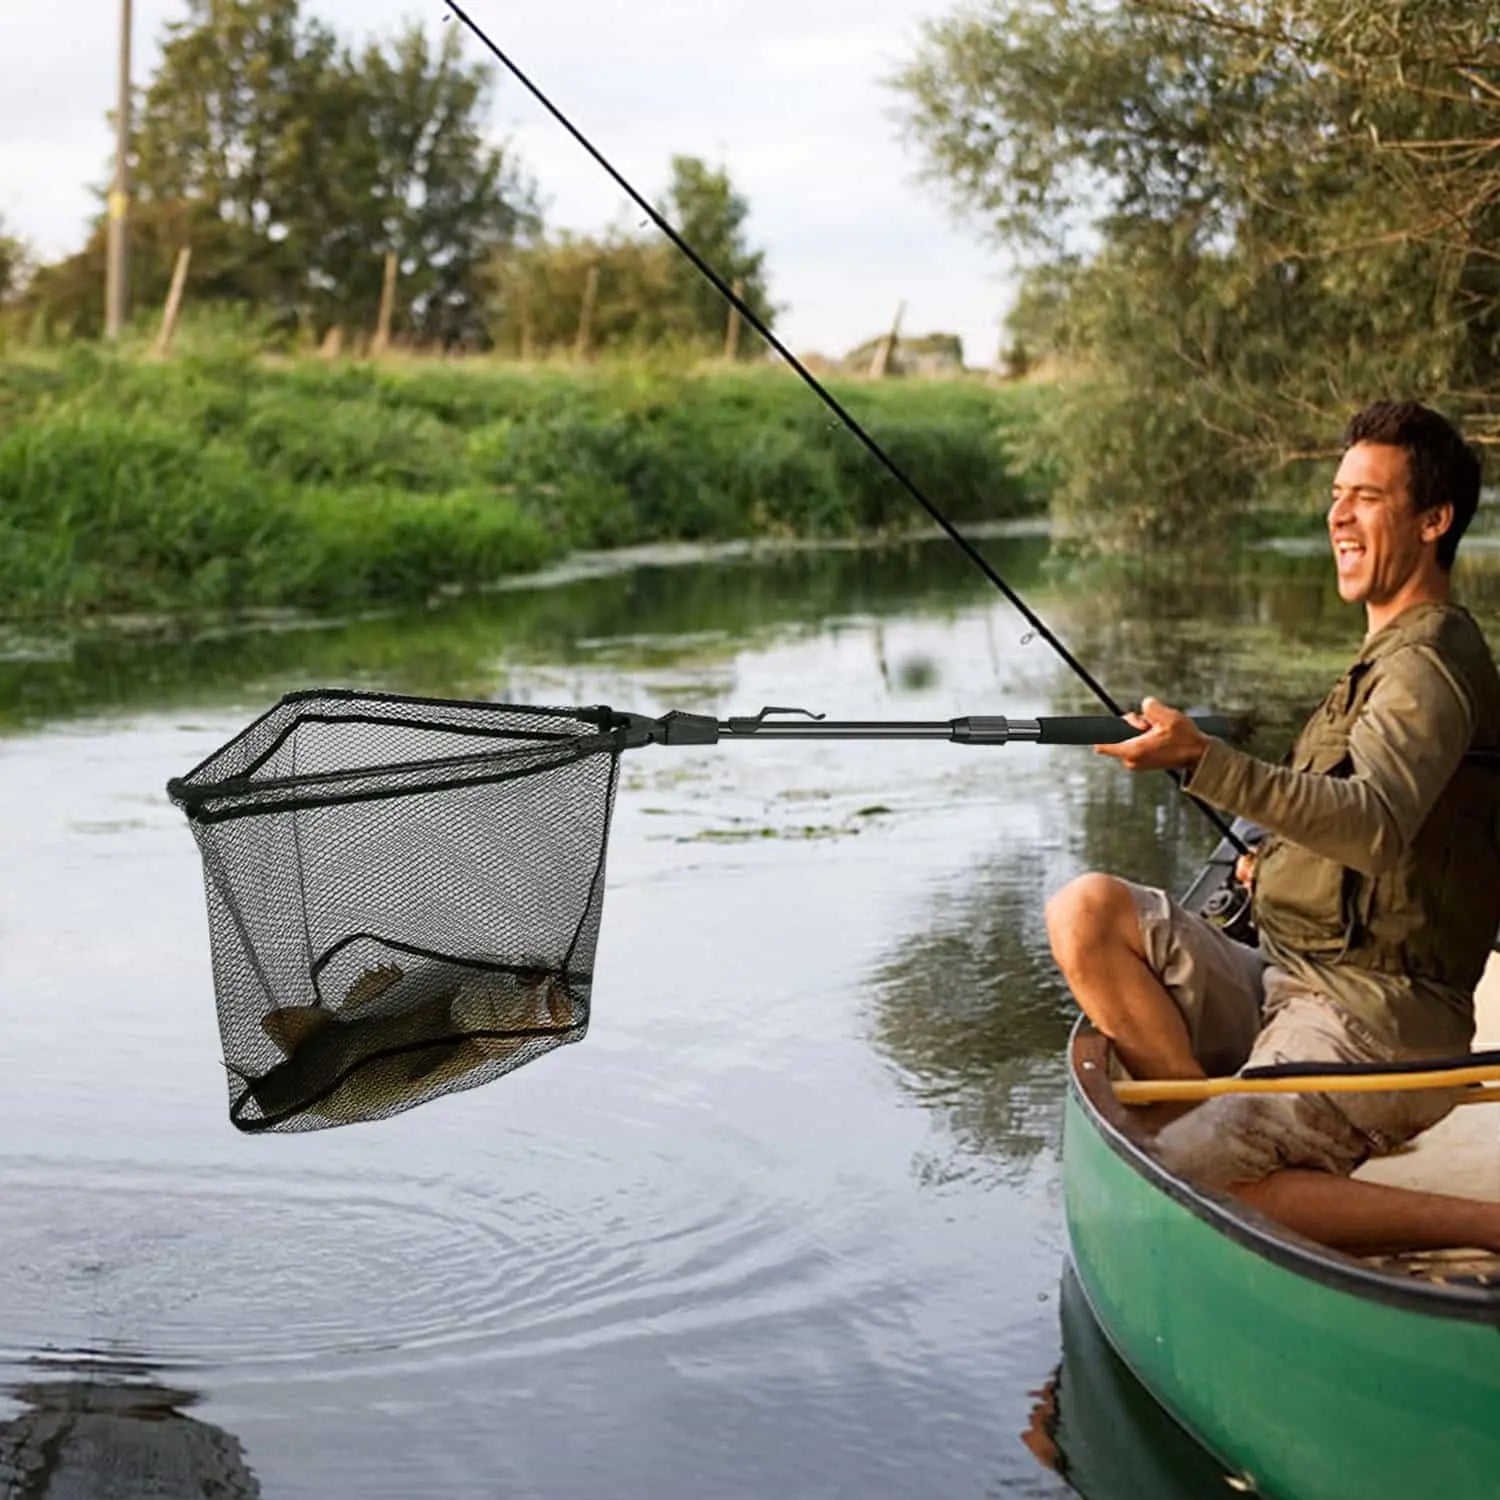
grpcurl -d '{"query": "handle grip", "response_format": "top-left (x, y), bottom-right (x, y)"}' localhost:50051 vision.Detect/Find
top-left (1037, 715), bottom-right (1234, 746)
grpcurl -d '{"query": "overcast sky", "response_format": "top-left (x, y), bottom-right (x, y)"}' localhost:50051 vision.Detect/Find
top-left (0, 1), bottom-right (1013, 363)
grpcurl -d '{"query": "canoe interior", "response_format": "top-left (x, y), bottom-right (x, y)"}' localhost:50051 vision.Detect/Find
top-left (1353, 950), bottom-right (1500, 1282)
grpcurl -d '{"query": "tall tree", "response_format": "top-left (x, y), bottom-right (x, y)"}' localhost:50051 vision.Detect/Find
top-left (26, 0), bottom-right (535, 343)
top-left (658, 155), bottom-right (774, 352)
top-left (315, 24), bottom-right (538, 344)
top-left (894, 0), bottom-right (1500, 540)
top-left (132, 0), bottom-right (337, 318)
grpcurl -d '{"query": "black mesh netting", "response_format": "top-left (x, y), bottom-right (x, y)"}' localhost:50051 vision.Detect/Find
top-left (167, 689), bottom-right (625, 1132)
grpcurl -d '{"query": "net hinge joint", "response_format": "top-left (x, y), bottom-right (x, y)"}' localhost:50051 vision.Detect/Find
top-left (614, 711), bottom-right (721, 749)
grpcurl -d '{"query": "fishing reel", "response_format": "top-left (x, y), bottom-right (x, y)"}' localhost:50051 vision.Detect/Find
top-left (1200, 875), bottom-right (1257, 946)
top-left (1181, 817), bottom-right (1264, 949)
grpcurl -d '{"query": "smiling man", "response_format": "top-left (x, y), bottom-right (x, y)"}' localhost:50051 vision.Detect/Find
top-left (1045, 400), bottom-right (1500, 1254)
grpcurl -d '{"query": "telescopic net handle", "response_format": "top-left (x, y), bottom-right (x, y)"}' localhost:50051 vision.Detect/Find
top-left (621, 711), bottom-right (1238, 746)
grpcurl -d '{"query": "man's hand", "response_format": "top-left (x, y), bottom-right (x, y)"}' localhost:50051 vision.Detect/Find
top-left (1094, 696), bottom-right (1212, 774)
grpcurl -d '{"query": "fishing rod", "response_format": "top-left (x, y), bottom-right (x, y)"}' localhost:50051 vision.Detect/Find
top-left (440, 0), bottom-right (1250, 858)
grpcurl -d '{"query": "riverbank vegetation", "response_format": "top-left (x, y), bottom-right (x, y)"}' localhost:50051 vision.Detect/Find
top-left (0, 348), bottom-right (1049, 623)
top-left (897, 1), bottom-right (1500, 542)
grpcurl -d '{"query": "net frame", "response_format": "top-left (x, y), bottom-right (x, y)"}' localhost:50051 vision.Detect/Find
top-left (169, 689), bottom-right (630, 1133)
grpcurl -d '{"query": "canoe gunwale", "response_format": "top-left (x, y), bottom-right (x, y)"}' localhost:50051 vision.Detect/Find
top-left (1067, 1019), bottom-right (1500, 1326)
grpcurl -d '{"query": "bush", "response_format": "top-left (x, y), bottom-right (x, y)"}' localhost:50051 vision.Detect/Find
top-left (0, 347), bottom-right (1050, 621)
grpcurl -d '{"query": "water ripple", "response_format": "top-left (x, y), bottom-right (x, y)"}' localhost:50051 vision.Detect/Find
top-left (0, 1150), bottom-right (894, 1386)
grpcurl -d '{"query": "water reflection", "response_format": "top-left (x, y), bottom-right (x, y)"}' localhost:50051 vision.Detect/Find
top-left (0, 534), bottom-right (1050, 734)
top-left (1020, 1269), bottom-right (1233, 1499)
top-left (869, 856), bottom-right (1073, 1178)
top-left (865, 755), bottom-right (1215, 1181)
top-left (0, 1359), bottom-right (259, 1499)
top-left (6, 529), bottom-right (1499, 743)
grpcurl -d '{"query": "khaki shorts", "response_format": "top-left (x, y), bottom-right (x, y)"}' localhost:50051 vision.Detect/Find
top-left (1121, 882), bottom-right (1461, 1190)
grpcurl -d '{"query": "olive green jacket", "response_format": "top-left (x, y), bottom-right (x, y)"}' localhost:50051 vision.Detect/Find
top-left (1186, 601), bottom-right (1500, 1050)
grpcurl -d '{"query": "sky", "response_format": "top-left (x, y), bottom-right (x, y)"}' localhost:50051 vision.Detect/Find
top-left (0, 1), bottom-right (1014, 365)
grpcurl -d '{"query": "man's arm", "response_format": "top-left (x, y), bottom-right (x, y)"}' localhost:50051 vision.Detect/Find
top-left (1098, 647), bottom-right (1475, 876)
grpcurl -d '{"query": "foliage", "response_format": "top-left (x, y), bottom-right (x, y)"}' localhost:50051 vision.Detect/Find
top-left (0, 218), bottom-right (30, 304)
top-left (491, 157), bottom-right (775, 358)
top-left (0, 347), bottom-right (1046, 621)
top-left (0, 216), bottom-right (35, 352)
top-left (23, 0), bottom-right (535, 344)
top-left (893, 0), bottom-right (1500, 541)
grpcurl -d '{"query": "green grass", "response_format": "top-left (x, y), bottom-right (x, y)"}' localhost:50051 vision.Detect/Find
top-left (0, 344), bottom-right (1051, 622)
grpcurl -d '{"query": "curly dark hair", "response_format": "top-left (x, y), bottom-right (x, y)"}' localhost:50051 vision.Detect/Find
top-left (1343, 401), bottom-right (1482, 571)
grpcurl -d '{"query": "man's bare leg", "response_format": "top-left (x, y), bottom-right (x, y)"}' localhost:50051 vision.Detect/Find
top-left (1230, 1170), bottom-right (1500, 1256)
top-left (1046, 873), bottom-right (1203, 1080)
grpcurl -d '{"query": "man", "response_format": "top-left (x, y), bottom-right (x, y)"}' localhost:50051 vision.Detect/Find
top-left (1046, 400), bottom-right (1500, 1254)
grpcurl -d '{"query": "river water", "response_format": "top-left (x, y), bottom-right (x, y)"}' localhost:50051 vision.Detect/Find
top-left (2, 527), bottom-right (1498, 1498)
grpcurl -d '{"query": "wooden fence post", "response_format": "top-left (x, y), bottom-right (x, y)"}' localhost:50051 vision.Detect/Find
top-left (372, 251), bottom-right (398, 356)
top-left (151, 245), bottom-right (192, 356)
top-left (869, 299), bottom-right (905, 379)
top-left (724, 276), bottom-right (745, 360)
top-left (516, 276), bottom-right (535, 360)
top-left (574, 261), bottom-right (599, 361)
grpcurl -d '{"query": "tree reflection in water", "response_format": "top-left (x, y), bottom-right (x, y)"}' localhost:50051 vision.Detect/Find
top-left (865, 749), bottom-right (1224, 1181)
top-left (0, 1359), bottom-right (260, 1499)
top-left (0, 533), bottom-right (1047, 735)
top-left (868, 854), bottom-right (1075, 1180)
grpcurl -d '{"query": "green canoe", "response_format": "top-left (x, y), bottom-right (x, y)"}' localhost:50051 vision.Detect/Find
top-left (1064, 1021), bottom-right (1500, 1500)
top-left (1032, 1265), bottom-right (1237, 1496)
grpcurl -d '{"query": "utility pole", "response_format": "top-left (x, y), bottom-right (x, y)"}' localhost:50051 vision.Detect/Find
top-left (105, 0), bottom-right (134, 340)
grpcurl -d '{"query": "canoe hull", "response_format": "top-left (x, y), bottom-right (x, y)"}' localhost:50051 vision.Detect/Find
top-left (1063, 1036), bottom-right (1500, 1500)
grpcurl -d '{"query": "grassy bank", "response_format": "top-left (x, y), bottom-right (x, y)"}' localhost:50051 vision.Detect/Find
top-left (0, 347), bottom-right (1051, 622)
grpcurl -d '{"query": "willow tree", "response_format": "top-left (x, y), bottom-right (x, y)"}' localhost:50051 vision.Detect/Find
top-left (895, 0), bottom-right (1500, 539)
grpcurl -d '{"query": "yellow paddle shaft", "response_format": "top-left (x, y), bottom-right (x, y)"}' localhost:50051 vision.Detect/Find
top-left (1114, 1064), bottom-right (1500, 1106)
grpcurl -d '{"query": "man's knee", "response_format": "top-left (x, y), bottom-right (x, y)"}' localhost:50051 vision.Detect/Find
top-left (1153, 1093), bottom-right (1365, 1192)
top-left (1153, 1101), bottom-right (1278, 1191)
top-left (1045, 872), bottom-right (1140, 970)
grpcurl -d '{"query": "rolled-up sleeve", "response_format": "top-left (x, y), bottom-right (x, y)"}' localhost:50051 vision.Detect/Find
top-left (1184, 645), bottom-right (1474, 876)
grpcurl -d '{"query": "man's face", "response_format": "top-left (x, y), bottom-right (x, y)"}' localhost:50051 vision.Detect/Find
top-left (1327, 441), bottom-right (1441, 606)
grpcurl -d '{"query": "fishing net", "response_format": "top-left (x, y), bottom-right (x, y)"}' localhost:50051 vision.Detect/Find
top-left (167, 689), bottom-right (626, 1132)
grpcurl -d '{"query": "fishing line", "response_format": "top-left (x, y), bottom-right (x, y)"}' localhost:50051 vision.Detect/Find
top-left (441, 0), bottom-right (1248, 854)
